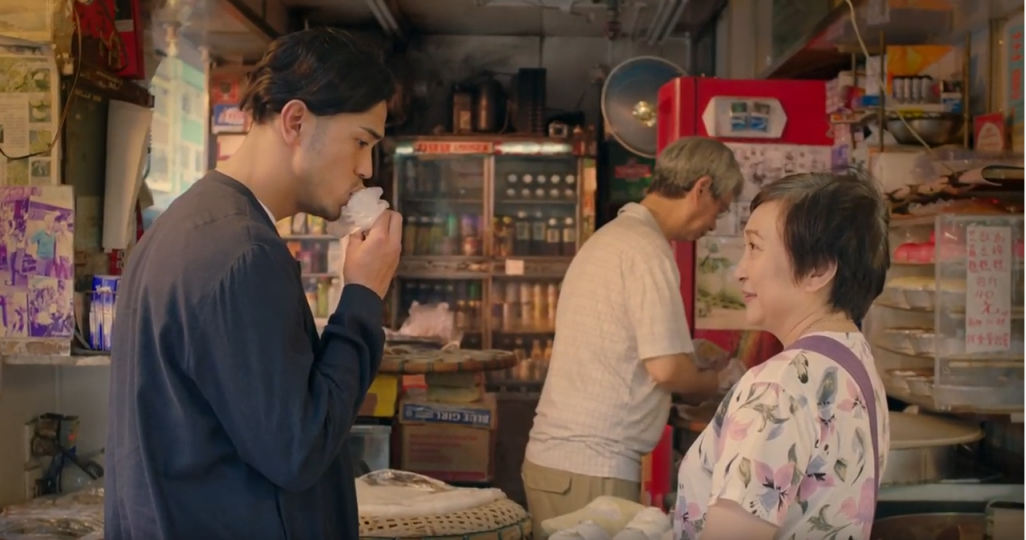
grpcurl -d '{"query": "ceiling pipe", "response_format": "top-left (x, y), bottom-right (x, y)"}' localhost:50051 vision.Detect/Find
top-left (375, 0), bottom-right (404, 38)
top-left (366, 0), bottom-right (405, 42)
top-left (653, 0), bottom-right (688, 45)
top-left (643, 0), bottom-right (671, 43)
top-left (626, 1), bottom-right (643, 41)
top-left (366, 0), bottom-right (394, 35)
top-left (647, 0), bottom-right (681, 45)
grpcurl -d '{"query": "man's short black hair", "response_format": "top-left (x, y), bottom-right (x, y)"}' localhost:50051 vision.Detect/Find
top-left (240, 28), bottom-right (395, 124)
top-left (750, 170), bottom-right (890, 321)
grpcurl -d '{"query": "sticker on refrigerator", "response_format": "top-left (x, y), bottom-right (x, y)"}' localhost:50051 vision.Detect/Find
top-left (711, 205), bottom-right (738, 236)
top-left (703, 97), bottom-right (788, 139)
top-left (728, 101), bottom-right (749, 133)
top-left (726, 143), bottom-right (832, 204)
top-left (749, 102), bottom-right (772, 133)
top-left (735, 203), bottom-right (752, 232)
top-left (695, 236), bottom-right (753, 330)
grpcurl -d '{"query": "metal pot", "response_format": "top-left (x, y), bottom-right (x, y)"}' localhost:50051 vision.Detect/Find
top-left (871, 512), bottom-right (985, 540)
top-left (883, 444), bottom-right (970, 485)
top-left (885, 112), bottom-right (965, 146)
top-left (883, 412), bottom-right (983, 486)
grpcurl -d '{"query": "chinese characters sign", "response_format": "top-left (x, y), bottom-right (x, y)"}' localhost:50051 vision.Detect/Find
top-left (412, 141), bottom-right (493, 155)
top-left (965, 226), bottom-right (1013, 353)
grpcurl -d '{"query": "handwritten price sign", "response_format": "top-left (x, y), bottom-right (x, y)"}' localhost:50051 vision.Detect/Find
top-left (965, 226), bottom-right (1013, 353)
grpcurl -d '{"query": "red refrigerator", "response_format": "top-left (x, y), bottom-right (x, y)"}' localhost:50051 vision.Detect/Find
top-left (656, 77), bottom-right (833, 368)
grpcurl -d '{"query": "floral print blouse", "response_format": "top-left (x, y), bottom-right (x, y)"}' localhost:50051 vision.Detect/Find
top-left (674, 332), bottom-right (889, 540)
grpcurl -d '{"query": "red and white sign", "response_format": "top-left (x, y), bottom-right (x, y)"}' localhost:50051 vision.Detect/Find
top-left (974, 112), bottom-right (1007, 153)
top-left (965, 225), bottom-right (1013, 353)
top-left (614, 158), bottom-right (651, 180)
top-left (413, 141), bottom-right (493, 155)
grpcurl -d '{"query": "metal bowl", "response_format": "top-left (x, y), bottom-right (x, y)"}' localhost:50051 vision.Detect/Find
top-left (886, 112), bottom-right (965, 146)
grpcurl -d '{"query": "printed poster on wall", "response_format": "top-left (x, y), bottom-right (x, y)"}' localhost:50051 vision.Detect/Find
top-left (697, 143), bottom-right (830, 332)
top-left (0, 185), bottom-right (75, 353)
top-left (0, 38), bottom-right (61, 187)
top-left (712, 143), bottom-right (832, 236)
top-left (695, 236), bottom-right (750, 330)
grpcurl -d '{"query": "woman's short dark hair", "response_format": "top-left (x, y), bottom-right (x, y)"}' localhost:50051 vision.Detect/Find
top-left (240, 28), bottom-right (395, 124)
top-left (750, 170), bottom-right (890, 321)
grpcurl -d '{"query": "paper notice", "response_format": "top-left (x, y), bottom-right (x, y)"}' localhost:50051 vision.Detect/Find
top-left (505, 259), bottom-right (525, 276)
top-left (0, 38), bottom-right (62, 186)
top-left (103, 100), bottom-right (152, 249)
top-left (0, 95), bottom-right (29, 157)
top-left (965, 225), bottom-right (1013, 353)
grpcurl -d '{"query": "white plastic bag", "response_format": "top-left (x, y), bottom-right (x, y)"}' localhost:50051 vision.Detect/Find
top-left (397, 302), bottom-right (463, 347)
top-left (612, 507), bottom-right (671, 540)
top-left (355, 469), bottom-right (505, 519)
top-left (542, 496), bottom-right (646, 537)
top-left (326, 186), bottom-right (390, 237)
top-left (549, 521), bottom-right (613, 540)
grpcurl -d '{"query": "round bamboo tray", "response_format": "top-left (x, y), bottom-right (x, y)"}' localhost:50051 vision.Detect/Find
top-left (379, 348), bottom-right (518, 375)
top-left (359, 497), bottom-right (531, 540)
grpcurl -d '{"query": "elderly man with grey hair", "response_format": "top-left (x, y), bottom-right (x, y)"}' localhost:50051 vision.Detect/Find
top-left (522, 136), bottom-right (744, 536)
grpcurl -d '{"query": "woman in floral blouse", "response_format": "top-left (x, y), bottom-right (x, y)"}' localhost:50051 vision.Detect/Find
top-left (674, 171), bottom-right (891, 540)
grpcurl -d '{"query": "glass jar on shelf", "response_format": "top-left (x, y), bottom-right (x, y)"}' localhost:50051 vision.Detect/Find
top-left (493, 155), bottom-right (579, 258)
top-left (489, 278), bottom-right (561, 333)
top-left (395, 151), bottom-right (486, 257)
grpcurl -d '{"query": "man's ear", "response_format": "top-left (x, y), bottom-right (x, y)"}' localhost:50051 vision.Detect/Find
top-left (689, 175), bottom-right (713, 202)
top-left (277, 99), bottom-right (309, 146)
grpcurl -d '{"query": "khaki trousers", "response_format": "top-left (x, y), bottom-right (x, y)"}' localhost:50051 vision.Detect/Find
top-left (521, 459), bottom-right (640, 539)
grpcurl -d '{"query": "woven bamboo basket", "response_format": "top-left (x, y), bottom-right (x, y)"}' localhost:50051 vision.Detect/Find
top-left (359, 498), bottom-right (531, 540)
top-left (379, 348), bottom-right (518, 375)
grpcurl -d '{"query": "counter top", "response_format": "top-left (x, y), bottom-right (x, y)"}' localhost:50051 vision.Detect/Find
top-left (879, 483), bottom-right (1024, 503)
top-left (3, 354), bottom-right (110, 366)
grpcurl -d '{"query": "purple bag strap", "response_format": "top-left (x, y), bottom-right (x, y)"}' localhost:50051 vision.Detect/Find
top-left (785, 335), bottom-right (881, 497)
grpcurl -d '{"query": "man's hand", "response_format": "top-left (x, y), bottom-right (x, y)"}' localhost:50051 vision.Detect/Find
top-left (692, 338), bottom-right (731, 372)
top-left (343, 210), bottom-right (402, 299)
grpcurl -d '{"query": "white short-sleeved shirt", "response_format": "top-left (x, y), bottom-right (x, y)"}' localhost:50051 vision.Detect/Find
top-left (674, 332), bottom-right (889, 540)
top-left (525, 203), bottom-right (694, 482)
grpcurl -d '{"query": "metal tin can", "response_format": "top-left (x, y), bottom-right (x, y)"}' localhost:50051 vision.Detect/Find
top-left (909, 77), bottom-right (922, 103)
top-left (892, 77), bottom-right (908, 103)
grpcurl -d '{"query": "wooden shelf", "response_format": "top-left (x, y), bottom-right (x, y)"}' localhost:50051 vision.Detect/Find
top-left (761, 0), bottom-right (959, 80)
top-left (3, 354), bottom-right (110, 367)
top-left (886, 382), bottom-right (1023, 420)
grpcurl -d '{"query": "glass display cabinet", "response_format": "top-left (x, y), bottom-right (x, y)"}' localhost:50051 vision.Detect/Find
top-left (390, 135), bottom-right (597, 382)
top-left (275, 214), bottom-right (343, 324)
top-left (865, 213), bottom-right (1024, 413)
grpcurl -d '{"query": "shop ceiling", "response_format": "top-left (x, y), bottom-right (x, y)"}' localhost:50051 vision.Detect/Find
top-left (169, 0), bottom-right (726, 62)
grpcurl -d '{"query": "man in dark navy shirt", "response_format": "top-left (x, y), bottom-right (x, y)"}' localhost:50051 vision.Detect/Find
top-left (105, 28), bottom-right (400, 540)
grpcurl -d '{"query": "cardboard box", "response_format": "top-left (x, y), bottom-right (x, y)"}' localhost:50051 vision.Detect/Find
top-left (358, 374), bottom-right (400, 418)
top-left (398, 394), bottom-right (497, 483)
top-left (974, 112), bottom-right (1008, 153)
